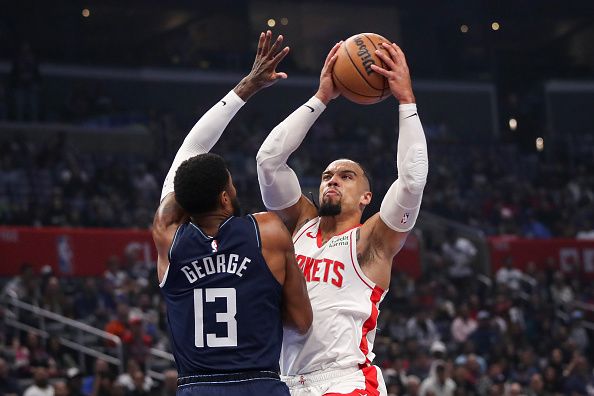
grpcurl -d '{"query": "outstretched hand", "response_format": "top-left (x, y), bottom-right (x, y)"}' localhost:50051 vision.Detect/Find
top-left (370, 43), bottom-right (415, 104)
top-left (235, 31), bottom-right (290, 101)
top-left (315, 41), bottom-right (342, 105)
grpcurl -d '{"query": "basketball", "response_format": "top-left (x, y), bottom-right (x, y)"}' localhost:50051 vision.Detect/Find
top-left (332, 33), bottom-right (392, 105)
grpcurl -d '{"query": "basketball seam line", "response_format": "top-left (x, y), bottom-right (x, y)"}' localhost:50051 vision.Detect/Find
top-left (342, 40), bottom-right (383, 93)
top-left (362, 33), bottom-right (389, 98)
top-left (333, 72), bottom-right (381, 98)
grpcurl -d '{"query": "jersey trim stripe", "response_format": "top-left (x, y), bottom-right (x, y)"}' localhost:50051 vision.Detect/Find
top-left (348, 230), bottom-right (376, 291)
top-left (293, 218), bottom-right (318, 244)
top-left (247, 214), bottom-right (261, 249)
top-left (158, 265), bottom-right (170, 289)
top-left (168, 223), bottom-right (184, 262)
top-left (358, 286), bottom-right (383, 365)
top-left (190, 222), bottom-right (212, 240)
top-left (189, 216), bottom-right (235, 240)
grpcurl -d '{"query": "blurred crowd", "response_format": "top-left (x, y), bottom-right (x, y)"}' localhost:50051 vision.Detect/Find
top-left (1, 246), bottom-right (593, 396)
top-left (1, 116), bottom-right (593, 240)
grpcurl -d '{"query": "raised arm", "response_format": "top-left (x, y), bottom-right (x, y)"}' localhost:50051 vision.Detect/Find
top-left (256, 42), bottom-right (343, 234)
top-left (153, 31), bottom-right (290, 283)
top-left (253, 212), bottom-right (312, 334)
top-left (358, 43), bottom-right (428, 287)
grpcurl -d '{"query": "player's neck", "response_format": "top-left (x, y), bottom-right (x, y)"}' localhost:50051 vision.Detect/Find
top-left (318, 213), bottom-right (360, 240)
top-left (191, 211), bottom-right (232, 237)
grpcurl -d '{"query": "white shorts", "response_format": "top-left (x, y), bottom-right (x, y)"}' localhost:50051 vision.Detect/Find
top-left (281, 366), bottom-right (387, 396)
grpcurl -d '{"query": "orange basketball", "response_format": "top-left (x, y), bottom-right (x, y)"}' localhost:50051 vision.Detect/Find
top-left (332, 33), bottom-right (392, 105)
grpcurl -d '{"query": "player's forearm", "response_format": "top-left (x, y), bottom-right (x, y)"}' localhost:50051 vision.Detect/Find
top-left (160, 90), bottom-right (245, 201)
top-left (379, 103), bottom-right (428, 232)
top-left (256, 96), bottom-right (325, 210)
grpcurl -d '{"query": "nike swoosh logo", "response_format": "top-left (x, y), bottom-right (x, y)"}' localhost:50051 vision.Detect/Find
top-left (404, 112), bottom-right (417, 119)
top-left (304, 105), bottom-right (314, 112)
top-left (221, 100), bottom-right (227, 106)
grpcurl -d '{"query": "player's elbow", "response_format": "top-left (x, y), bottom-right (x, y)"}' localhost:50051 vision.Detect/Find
top-left (292, 310), bottom-right (313, 335)
top-left (284, 305), bottom-right (313, 335)
top-left (297, 305), bottom-right (313, 335)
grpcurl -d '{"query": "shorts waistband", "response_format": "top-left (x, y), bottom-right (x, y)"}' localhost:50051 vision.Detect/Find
top-left (178, 371), bottom-right (280, 386)
top-left (281, 367), bottom-right (359, 387)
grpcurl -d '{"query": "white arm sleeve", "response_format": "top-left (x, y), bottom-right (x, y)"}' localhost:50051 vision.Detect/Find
top-left (160, 90), bottom-right (245, 201)
top-left (256, 96), bottom-right (326, 210)
top-left (380, 103), bottom-right (428, 232)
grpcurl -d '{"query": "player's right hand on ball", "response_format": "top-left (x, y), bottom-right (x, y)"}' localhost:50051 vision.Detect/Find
top-left (371, 43), bottom-right (415, 104)
top-left (315, 41), bottom-right (342, 105)
top-left (246, 30), bottom-right (290, 89)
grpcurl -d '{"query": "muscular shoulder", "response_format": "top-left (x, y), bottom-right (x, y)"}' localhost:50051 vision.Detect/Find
top-left (252, 212), bottom-right (293, 251)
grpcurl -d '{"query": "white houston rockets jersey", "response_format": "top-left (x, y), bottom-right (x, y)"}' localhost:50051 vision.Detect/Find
top-left (281, 217), bottom-right (387, 375)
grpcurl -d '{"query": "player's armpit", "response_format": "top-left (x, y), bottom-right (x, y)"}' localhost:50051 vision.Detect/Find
top-left (357, 213), bottom-right (409, 289)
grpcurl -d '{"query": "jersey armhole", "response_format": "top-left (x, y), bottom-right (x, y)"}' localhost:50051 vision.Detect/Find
top-left (247, 214), bottom-right (262, 251)
top-left (167, 224), bottom-right (184, 265)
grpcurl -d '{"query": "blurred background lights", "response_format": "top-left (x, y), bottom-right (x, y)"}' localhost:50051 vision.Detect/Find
top-left (509, 118), bottom-right (518, 131)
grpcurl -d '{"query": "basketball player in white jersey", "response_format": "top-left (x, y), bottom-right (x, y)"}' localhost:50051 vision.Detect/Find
top-left (256, 41), bottom-right (428, 395)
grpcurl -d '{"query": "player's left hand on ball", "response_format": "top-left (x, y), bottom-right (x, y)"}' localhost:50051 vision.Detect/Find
top-left (371, 43), bottom-right (415, 104)
top-left (246, 30), bottom-right (290, 89)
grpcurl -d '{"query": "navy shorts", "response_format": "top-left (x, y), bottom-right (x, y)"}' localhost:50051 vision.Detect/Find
top-left (176, 371), bottom-right (290, 396)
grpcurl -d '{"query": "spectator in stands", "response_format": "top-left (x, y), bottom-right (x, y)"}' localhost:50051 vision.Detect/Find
top-left (47, 336), bottom-right (76, 375)
top-left (23, 359), bottom-right (53, 396)
top-left (122, 311), bottom-right (153, 366)
top-left (0, 357), bottom-right (20, 396)
top-left (10, 336), bottom-right (31, 377)
top-left (441, 233), bottom-right (477, 290)
top-left (407, 311), bottom-right (441, 350)
top-left (451, 304), bottom-right (478, 344)
top-left (495, 256), bottom-right (524, 292)
top-left (563, 355), bottom-right (594, 395)
top-left (115, 361), bottom-right (153, 393)
top-left (469, 311), bottom-right (500, 358)
top-left (419, 360), bottom-right (456, 396)
top-left (52, 381), bottom-right (69, 396)
top-left (41, 277), bottom-right (66, 315)
top-left (525, 373), bottom-right (544, 396)
top-left (9, 42), bottom-right (41, 121)
top-left (549, 272), bottom-right (574, 307)
top-left (66, 368), bottom-right (84, 396)
top-left (104, 303), bottom-right (130, 343)
top-left (404, 375), bottom-right (421, 396)
top-left (73, 279), bottom-right (100, 321)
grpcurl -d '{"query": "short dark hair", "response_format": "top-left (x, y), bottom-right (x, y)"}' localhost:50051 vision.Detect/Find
top-left (174, 153), bottom-right (230, 215)
top-left (355, 161), bottom-right (373, 192)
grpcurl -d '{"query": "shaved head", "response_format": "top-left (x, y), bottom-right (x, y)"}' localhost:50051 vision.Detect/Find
top-left (325, 159), bottom-right (371, 192)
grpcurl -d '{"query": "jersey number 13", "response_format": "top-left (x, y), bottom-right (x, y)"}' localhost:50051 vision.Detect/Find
top-left (193, 288), bottom-right (237, 347)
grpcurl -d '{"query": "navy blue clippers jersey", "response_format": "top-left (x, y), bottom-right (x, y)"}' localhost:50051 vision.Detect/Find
top-left (160, 215), bottom-right (283, 376)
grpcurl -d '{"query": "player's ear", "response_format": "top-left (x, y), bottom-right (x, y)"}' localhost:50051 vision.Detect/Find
top-left (220, 190), bottom-right (230, 208)
top-left (360, 191), bottom-right (372, 206)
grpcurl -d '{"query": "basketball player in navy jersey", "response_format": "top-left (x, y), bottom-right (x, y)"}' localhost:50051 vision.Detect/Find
top-left (152, 31), bottom-right (312, 396)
